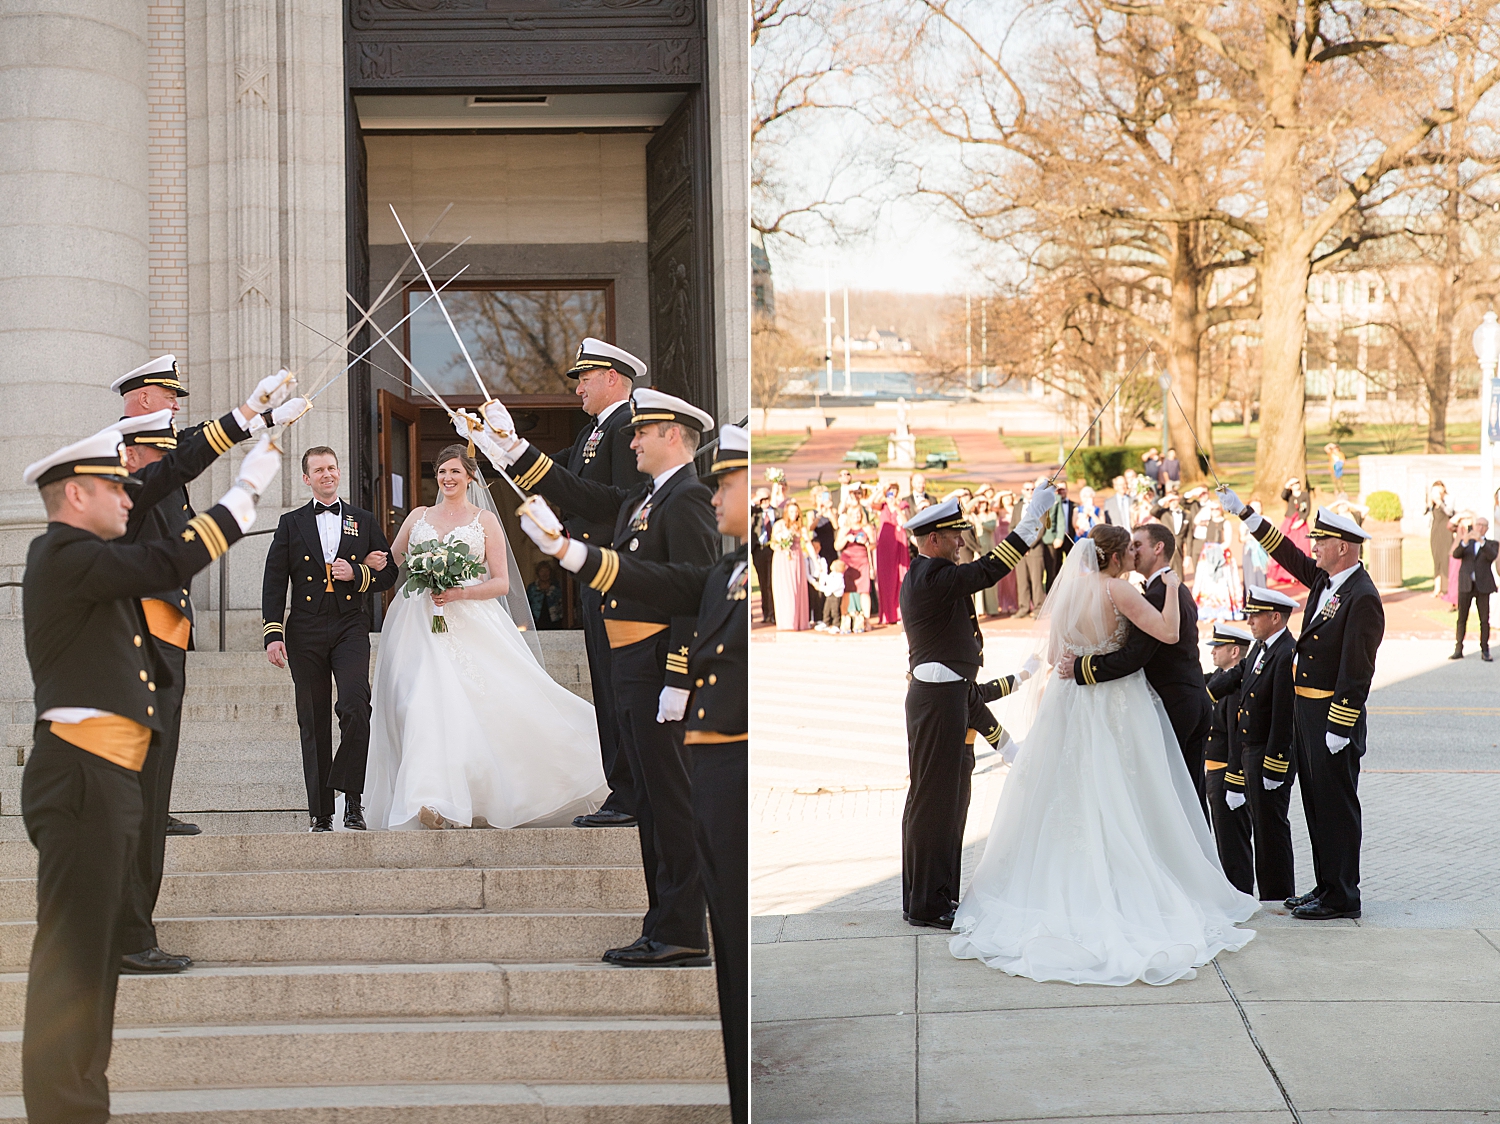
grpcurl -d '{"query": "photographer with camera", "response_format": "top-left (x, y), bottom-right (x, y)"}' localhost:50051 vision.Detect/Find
top-left (1450, 514), bottom-right (1498, 661)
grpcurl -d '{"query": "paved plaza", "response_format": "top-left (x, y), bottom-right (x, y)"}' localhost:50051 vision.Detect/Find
top-left (751, 610), bottom-right (1500, 1121)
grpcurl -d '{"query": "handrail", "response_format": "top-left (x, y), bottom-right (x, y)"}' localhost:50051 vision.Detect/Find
top-left (218, 527), bottom-right (277, 652)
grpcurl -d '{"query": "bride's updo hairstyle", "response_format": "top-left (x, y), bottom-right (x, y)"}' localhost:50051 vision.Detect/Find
top-left (434, 444), bottom-right (480, 482)
top-left (1089, 523), bottom-right (1132, 572)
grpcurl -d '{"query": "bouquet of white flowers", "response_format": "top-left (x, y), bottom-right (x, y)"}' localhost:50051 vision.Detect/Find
top-left (401, 538), bottom-right (486, 632)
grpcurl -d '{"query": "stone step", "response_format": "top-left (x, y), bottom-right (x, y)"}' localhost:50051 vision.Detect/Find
top-left (0, 961), bottom-right (717, 1027)
top-left (0, 864), bottom-right (648, 920)
top-left (0, 1018), bottom-right (724, 1092)
top-left (0, 1082), bottom-right (730, 1122)
top-left (0, 827), bottom-right (640, 877)
top-left (0, 911), bottom-right (647, 968)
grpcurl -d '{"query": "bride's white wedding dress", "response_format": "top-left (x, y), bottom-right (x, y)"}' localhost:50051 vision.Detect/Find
top-left (950, 541), bottom-right (1257, 986)
top-left (366, 511), bottom-right (608, 830)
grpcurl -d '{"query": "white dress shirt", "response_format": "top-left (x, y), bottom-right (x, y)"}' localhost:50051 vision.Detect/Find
top-left (1311, 562), bottom-right (1361, 618)
top-left (315, 500), bottom-right (342, 564)
top-left (594, 398), bottom-right (629, 426)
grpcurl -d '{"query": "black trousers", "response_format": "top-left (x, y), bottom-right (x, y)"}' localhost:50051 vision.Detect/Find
top-left (1292, 697), bottom-right (1364, 912)
top-left (119, 640), bottom-right (186, 953)
top-left (612, 634), bottom-right (707, 949)
top-left (902, 680), bottom-right (973, 921)
top-left (581, 588), bottom-right (635, 817)
top-left (288, 606), bottom-right (371, 818)
top-left (692, 740), bottom-right (747, 1124)
top-left (22, 728), bottom-right (143, 1124)
top-left (1242, 748), bottom-right (1296, 902)
top-left (1205, 766), bottom-right (1254, 896)
top-left (752, 546), bottom-right (775, 623)
top-left (1015, 545), bottom-right (1045, 614)
top-left (1457, 589), bottom-right (1491, 651)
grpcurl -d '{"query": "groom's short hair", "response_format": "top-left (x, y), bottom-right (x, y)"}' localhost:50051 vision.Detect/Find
top-left (302, 446), bottom-right (337, 475)
top-left (1139, 522), bottom-right (1176, 562)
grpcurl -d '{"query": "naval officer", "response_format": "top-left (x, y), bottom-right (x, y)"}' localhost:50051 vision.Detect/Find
top-left (1219, 493), bottom-right (1384, 919)
top-left (1203, 622), bottom-right (1254, 893)
top-left (20, 424), bottom-right (280, 1124)
top-left (898, 483), bottom-right (1055, 928)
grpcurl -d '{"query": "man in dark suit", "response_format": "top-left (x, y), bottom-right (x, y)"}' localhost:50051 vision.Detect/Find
top-left (1220, 494), bottom-right (1385, 920)
top-left (1040, 481), bottom-right (1078, 591)
top-left (262, 446), bottom-right (399, 831)
top-left (1060, 522), bottom-right (1212, 818)
top-left (1151, 492), bottom-right (1193, 578)
top-left (471, 389), bottom-right (719, 967)
top-left (1450, 516), bottom-right (1498, 661)
top-left (518, 423), bottom-right (751, 1124)
top-left (20, 424), bottom-right (278, 1124)
top-left (549, 338), bottom-right (651, 828)
top-left (751, 487), bottom-right (776, 624)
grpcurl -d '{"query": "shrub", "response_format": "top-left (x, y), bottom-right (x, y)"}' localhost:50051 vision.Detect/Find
top-left (1328, 416), bottom-right (1356, 442)
top-left (1076, 446), bottom-right (1133, 490)
top-left (1366, 490), bottom-right (1403, 522)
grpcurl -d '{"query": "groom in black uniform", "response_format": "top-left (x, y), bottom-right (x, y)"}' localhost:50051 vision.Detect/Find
top-left (1061, 522), bottom-right (1212, 818)
top-left (262, 446), bottom-right (399, 831)
top-left (898, 484), bottom-right (1054, 929)
top-left (554, 338), bottom-right (651, 828)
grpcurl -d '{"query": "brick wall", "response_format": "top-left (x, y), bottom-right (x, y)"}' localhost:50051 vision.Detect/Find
top-left (147, 0), bottom-right (187, 363)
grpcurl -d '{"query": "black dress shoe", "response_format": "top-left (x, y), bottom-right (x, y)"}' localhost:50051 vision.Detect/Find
top-left (1283, 890), bottom-right (1319, 910)
top-left (573, 809), bottom-right (638, 828)
top-left (309, 815), bottom-right (334, 833)
top-left (602, 935), bottom-right (653, 962)
top-left (1485, 650), bottom-right (1494, 663)
top-left (1292, 901), bottom-right (1361, 920)
top-left (343, 797), bottom-right (366, 831)
top-left (165, 815), bottom-right (201, 836)
top-left (121, 947), bottom-right (190, 974)
top-left (1450, 647), bottom-right (1465, 660)
top-left (904, 911), bottom-right (956, 930)
top-left (605, 940), bottom-right (711, 967)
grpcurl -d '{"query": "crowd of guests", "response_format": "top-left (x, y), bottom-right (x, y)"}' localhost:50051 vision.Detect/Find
top-left (751, 449), bottom-right (1389, 634)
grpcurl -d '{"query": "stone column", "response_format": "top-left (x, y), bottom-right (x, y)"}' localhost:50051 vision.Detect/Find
top-left (706, 0), bottom-right (750, 422)
top-left (0, 0), bottom-right (150, 540)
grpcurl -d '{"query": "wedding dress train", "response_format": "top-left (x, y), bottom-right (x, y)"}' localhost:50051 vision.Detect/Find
top-left (950, 542), bottom-right (1258, 986)
top-left (366, 513), bottom-right (608, 830)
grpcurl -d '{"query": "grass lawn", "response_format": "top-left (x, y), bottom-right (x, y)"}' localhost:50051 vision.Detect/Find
top-left (750, 434), bottom-right (808, 463)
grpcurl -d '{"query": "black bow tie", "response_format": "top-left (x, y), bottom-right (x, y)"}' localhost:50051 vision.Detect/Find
top-left (314, 502), bottom-right (340, 516)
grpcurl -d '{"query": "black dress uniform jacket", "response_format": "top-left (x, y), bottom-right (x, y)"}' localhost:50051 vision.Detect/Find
top-left (1204, 666), bottom-right (1243, 776)
top-left (900, 531), bottom-right (1032, 680)
top-left (1202, 664), bottom-right (1254, 894)
top-left (560, 403), bottom-right (649, 544)
top-left (1210, 630), bottom-right (1297, 790)
top-left (508, 445), bottom-right (720, 685)
top-left (261, 500), bottom-right (398, 644)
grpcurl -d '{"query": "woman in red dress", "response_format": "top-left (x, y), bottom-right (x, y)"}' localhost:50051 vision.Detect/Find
top-left (836, 503), bottom-right (876, 633)
top-left (874, 483), bottom-right (909, 625)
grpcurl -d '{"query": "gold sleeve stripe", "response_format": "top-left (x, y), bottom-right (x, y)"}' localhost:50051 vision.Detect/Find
top-left (358, 564), bottom-right (372, 593)
top-left (588, 548), bottom-right (620, 592)
top-left (1081, 656), bottom-right (1096, 686)
top-left (203, 418), bottom-right (233, 456)
top-left (666, 655), bottom-right (690, 673)
top-left (995, 541), bottom-right (1022, 569)
top-left (985, 725), bottom-right (1004, 746)
top-left (1263, 757), bottom-right (1290, 773)
top-left (262, 621), bottom-right (284, 634)
top-left (1225, 772), bottom-right (1246, 785)
top-left (184, 513), bottom-right (228, 559)
top-left (995, 677), bottom-right (1013, 698)
top-left (1259, 525), bottom-right (1285, 553)
top-left (514, 454), bottom-right (554, 491)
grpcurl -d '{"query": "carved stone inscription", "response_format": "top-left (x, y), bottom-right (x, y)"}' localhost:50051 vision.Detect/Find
top-left (355, 37), bottom-right (696, 81)
top-left (352, 0), bottom-right (694, 31)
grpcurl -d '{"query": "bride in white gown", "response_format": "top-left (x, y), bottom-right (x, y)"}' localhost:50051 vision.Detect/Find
top-left (366, 443), bottom-right (607, 831)
top-left (950, 523), bottom-right (1258, 985)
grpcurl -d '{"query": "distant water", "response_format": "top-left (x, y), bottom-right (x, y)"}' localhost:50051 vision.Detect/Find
top-left (795, 369), bottom-right (920, 397)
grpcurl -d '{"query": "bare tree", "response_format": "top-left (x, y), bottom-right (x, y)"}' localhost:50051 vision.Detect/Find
top-left (751, 314), bottom-right (817, 432)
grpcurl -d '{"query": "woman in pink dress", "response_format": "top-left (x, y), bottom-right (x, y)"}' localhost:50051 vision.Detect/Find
top-left (1268, 478), bottom-right (1312, 587)
top-left (770, 500), bottom-right (812, 631)
top-left (994, 492), bottom-right (1019, 615)
top-left (874, 484), bottom-right (910, 625)
top-left (836, 504), bottom-right (876, 633)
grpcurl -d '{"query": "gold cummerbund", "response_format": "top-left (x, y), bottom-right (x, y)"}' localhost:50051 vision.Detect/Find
top-left (1294, 686), bottom-right (1335, 699)
top-left (684, 731), bottom-right (746, 745)
top-left (1206, 760), bottom-right (1228, 770)
top-left (49, 716), bottom-right (150, 772)
top-left (142, 598), bottom-right (191, 650)
top-left (604, 620), bottom-right (668, 649)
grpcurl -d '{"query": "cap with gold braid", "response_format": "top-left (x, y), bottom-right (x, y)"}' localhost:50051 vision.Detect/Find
top-left (1244, 585), bottom-right (1298, 614)
top-left (115, 408), bottom-right (178, 452)
top-left (110, 354), bottom-right (188, 397)
top-left (566, 337), bottom-right (649, 384)
top-left (1207, 622), bottom-right (1253, 647)
top-left (620, 388), bottom-right (715, 434)
top-left (23, 428), bottom-right (138, 489)
top-left (1307, 506), bottom-right (1371, 543)
top-left (705, 423), bottom-right (749, 481)
top-left (904, 496), bottom-right (968, 537)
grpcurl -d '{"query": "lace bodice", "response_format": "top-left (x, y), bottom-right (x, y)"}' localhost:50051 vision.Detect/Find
top-left (1075, 611), bottom-right (1133, 657)
top-left (413, 510), bottom-right (486, 568)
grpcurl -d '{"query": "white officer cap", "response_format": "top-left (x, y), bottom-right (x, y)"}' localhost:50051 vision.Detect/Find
top-left (1308, 506), bottom-right (1371, 543)
top-left (115, 409), bottom-right (178, 451)
top-left (706, 423), bottom-right (749, 480)
top-left (111, 354), bottom-right (188, 397)
top-left (905, 496), bottom-right (967, 537)
top-left (1244, 585), bottom-right (1299, 614)
top-left (23, 427), bottom-right (136, 489)
top-left (566, 337), bottom-right (648, 384)
top-left (1207, 622), bottom-right (1253, 647)
top-left (622, 388), bottom-right (715, 434)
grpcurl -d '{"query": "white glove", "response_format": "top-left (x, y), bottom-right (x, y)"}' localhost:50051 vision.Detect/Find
top-left (482, 399), bottom-right (516, 437)
top-left (247, 397), bottom-right (308, 435)
top-left (1216, 486), bottom-right (1246, 517)
top-left (452, 410), bottom-right (512, 471)
top-left (1014, 482), bottom-right (1057, 545)
top-left (1263, 778), bottom-right (1284, 790)
top-left (473, 401), bottom-right (525, 467)
top-left (1327, 732), bottom-right (1350, 754)
top-left (1225, 792), bottom-right (1247, 811)
top-left (519, 496), bottom-right (568, 558)
top-left (1019, 655), bottom-right (1042, 681)
top-left (234, 434), bottom-right (281, 497)
top-left (247, 369), bottom-right (296, 413)
top-left (656, 686), bottom-right (691, 724)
